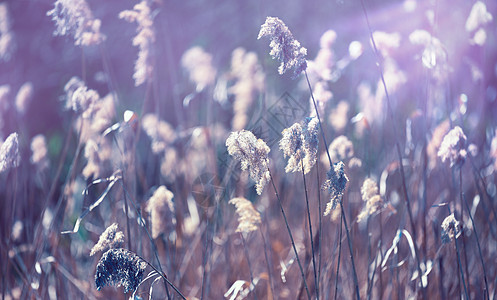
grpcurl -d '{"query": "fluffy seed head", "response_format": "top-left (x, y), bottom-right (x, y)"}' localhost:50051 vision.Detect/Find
top-left (437, 126), bottom-right (467, 168)
top-left (357, 178), bottom-right (383, 222)
top-left (229, 197), bottom-right (261, 234)
top-left (491, 130), bottom-right (497, 170)
top-left (372, 31), bottom-right (401, 57)
top-left (181, 46), bottom-right (217, 92)
top-left (226, 130), bottom-right (270, 195)
top-left (230, 48), bottom-right (265, 131)
top-left (0, 3), bottom-right (15, 61)
top-left (63, 77), bottom-right (100, 118)
top-left (465, 1), bottom-right (493, 32)
top-left (30, 134), bottom-right (49, 172)
top-left (15, 82), bottom-right (34, 115)
top-left (47, 0), bottom-right (106, 46)
top-left (280, 123), bottom-right (303, 171)
top-left (258, 16), bottom-right (307, 78)
top-left (0, 132), bottom-right (20, 173)
top-left (322, 161), bottom-right (348, 215)
top-left (361, 178), bottom-right (378, 202)
top-left (95, 248), bottom-right (147, 293)
top-left (146, 186), bottom-right (176, 239)
top-left (64, 77), bottom-right (85, 103)
top-left (441, 213), bottom-right (461, 243)
top-left (119, 1), bottom-right (155, 86)
top-left (409, 30), bottom-right (447, 77)
top-left (82, 138), bottom-right (107, 179)
top-left (142, 114), bottom-right (176, 154)
top-left (90, 223), bottom-right (125, 256)
top-left (280, 117), bottom-right (319, 174)
top-left (327, 135), bottom-right (354, 163)
top-left (329, 101), bottom-right (350, 132)
top-left (71, 86), bottom-right (100, 118)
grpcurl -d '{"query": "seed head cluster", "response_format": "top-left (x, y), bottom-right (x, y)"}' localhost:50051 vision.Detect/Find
top-left (15, 82), bottom-right (33, 115)
top-left (119, 1), bottom-right (156, 86)
top-left (230, 48), bottom-right (265, 131)
top-left (226, 130), bottom-right (271, 195)
top-left (30, 134), bottom-right (49, 172)
top-left (229, 197), bottom-right (262, 234)
top-left (181, 46), bottom-right (217, 92)
top-left (258, 16), bottom-right (307, 78)
top-left (0, 132), bottom-right (20, 173)
top-left (142, 114), bottom-right (176, 154)
top-left (438, 126), bottom-right (467, 168)
top-left (328, 135), bottom-right (354, 163)
top-left (82, 138), bottom-right (111, 179)
top-left (95, 248), bottom-right (147, 294)
top-left (357, 178), bottom-right (383, 222)
top-left (0, 3), bottom-right (15, 61)
top-left (280, 117), bottom-right (319, 174)
top-left (63, 77), bottom-right (100, 119)
top-left (146, 186), bottom-right (176, 239)
top-left (47, 0), bottom-right (106, 46)
top-left (322, 161), bottom-right (348, 215)
top-left (465, 1), bottom-right (493, 32)
top-left (90, 223), bottom-right (125, 256)
top-left (441, 213), bottom-right (461, 244)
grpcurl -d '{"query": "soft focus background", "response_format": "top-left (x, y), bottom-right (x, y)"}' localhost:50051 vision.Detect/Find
top-left (1, 0), bottom-right (497, 299)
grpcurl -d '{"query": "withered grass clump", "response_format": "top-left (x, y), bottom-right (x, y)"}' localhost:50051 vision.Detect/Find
top-left (226, 130), bottom-right (271, 195)
top-left (90, 223), bottom-right (125, 256)
top-left (229, 197), bottom-right (261, 234)
top-left (95, 248), bottom-right (147, 293)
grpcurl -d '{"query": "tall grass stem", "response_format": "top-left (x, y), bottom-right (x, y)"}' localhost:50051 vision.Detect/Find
top-left (301, 161), bottom-right (318, 299)
top-left (268, 169), bottom-right (311, 300)
top-left (358, 1), bottom-right (426, 296)
top-left (304, 69), bottom-right (360, 300)
top-left (460, 168), bottom-right (490, 299)
top-left (241, 234), bottom-right (258, 300)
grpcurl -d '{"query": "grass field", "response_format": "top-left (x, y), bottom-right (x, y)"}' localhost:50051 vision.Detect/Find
top-left (1, 0), bottom-right (497, 299)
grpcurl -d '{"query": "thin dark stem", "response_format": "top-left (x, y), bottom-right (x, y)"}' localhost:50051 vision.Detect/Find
top-left (341, 202), bottom-right (360, 300)
top-left (304, 71), bottom-right (331, 165)
top-left (269, 170), bottom-right (311, 300)
top-left (201, 199), bottom-right (220, 300)
top-left (366, 220), bottom-right (371, 299)
top-left (119, 180), bottom-right (171, 299)
top-left (301, 161), bottom-right (318, 299)
top-left (316, 162), bottom-right (323, 296)
top-left (395, 248), bottom-right (401, 300)
top-left (422, 144), bottom-right (428, 261)
top-left (358, 1), bottom-right (425, 297)
top-left (140, 255), bottom-right (186, 300)
top-left (438, 253), bottom-right (446, 300)
top-left (460, 168), bottom-right (490, 299)
top-left (29, 116), bottom-right (82, 291)
top-left (200, 213), bottom-right (211, 300)
top-left (469, 157), bottom-right (497, 232)
top-left (109, 138), bottom-right (132, 254)
top-left (460, 218), bottom-right (471, 298)
top-left (455, 166), bottom-right (471, 298)
top-left (260, 227), bottom-right (275, 299)
top-left (453, 226), bottom-right (469, 300)
top-left (33, 114), bottom-right (75, 250)
top-left (334, 209), bottom-right (343, 300)
top-left (367, 242), bottom-right (380, 300)
top-left (304, 69), bottom-right (359, 300)
top-left (1, 248), bottom-right (5, 300)
top-left (378, 211), bottom-right (383, 299)
top-left (113, 133), bottom-right (171, 299)
top-left (241, 234), bottom-right (258, 300)
top-left (122, 182), bottom-right (132, 251)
